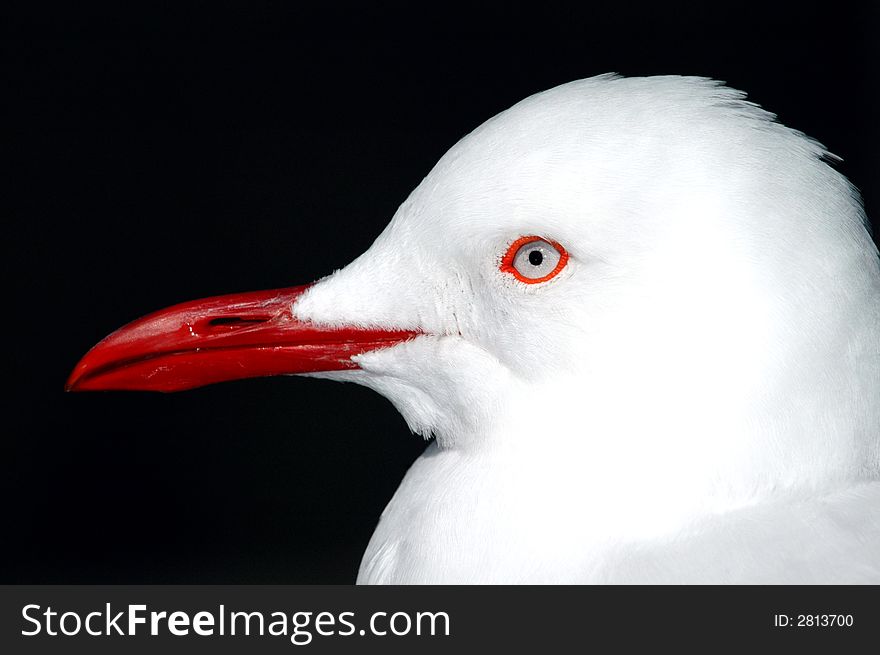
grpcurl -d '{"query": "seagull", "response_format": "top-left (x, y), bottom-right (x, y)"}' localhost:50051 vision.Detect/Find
top-left (67, 75), bottom-right (880, 584)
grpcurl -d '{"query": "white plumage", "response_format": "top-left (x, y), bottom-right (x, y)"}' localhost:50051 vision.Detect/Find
top-left (291, 75), bottom-right (880, 583)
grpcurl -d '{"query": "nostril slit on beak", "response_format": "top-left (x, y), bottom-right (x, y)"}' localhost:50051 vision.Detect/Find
top-left (207, 316), bottom-right (270, 327)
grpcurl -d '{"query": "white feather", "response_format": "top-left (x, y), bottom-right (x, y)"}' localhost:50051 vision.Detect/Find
top-left (293, 75), bottom-right (880, 583)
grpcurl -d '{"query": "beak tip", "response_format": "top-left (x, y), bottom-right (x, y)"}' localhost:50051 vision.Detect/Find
top-left (65, 370), bottom-right (82, 393)
top-left (65, 357), bottom-right (94, 392)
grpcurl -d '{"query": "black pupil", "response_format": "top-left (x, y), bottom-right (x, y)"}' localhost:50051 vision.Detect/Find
top-left (528, 249), bottom-right (544, 266)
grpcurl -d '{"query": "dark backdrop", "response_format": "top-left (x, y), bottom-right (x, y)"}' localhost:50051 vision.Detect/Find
top-left (4, 4), bottom-right (878, 582)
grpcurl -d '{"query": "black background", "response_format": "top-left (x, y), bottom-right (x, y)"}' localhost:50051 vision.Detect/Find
top-left (4, 4), bottom-right (878, 583)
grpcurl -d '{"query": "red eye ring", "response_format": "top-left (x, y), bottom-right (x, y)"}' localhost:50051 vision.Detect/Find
top-left (500, 235), bottom-right (569, 284)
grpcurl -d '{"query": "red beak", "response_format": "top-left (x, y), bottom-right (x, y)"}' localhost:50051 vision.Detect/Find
top-left (66, 285), bottom-right (418, 392)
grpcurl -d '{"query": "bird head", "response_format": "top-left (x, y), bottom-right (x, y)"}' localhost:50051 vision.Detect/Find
top-left (68, 75), bottom-right (880, 517)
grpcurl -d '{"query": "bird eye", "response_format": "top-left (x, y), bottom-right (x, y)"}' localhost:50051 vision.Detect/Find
top-left (500, 236), bottom-right (569, 284)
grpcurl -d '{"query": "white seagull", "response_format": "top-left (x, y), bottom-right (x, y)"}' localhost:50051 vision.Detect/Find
top-left (68, 75), bottom-right (880, 583)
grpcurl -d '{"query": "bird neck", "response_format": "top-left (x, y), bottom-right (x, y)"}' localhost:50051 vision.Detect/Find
top-left (451, 376), bottom-right (865, 538)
